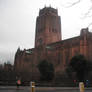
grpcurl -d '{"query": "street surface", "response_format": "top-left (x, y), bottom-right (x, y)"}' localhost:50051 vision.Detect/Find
top-left (0, 86), bottom-right (29, 92)
top-left (0, 86), bottom-right (92, 92)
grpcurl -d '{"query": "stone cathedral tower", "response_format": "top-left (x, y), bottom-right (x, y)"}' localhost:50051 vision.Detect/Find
top-left (35, 7), bottom-right (62, 47)
top-left (14, 6), bottom-right (92, 81)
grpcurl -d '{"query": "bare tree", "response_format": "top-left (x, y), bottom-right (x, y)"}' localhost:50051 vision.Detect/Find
top-left (62, 0), bottom-right (92, 30)
top-left (62, 0), bottom-right (92, 18)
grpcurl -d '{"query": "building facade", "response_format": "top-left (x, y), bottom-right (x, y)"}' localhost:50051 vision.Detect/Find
top-left (14, 7), bottom-right (92, 80)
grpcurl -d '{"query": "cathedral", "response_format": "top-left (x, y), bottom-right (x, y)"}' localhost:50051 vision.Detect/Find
top-left (14, 7), bottom-right (92, 80)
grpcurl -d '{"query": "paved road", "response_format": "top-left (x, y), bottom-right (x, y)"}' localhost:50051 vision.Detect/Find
top-left (36, 87), bottom-right (92, 92)
top-left (0, 86), bottom-right (92, 92)
top-left (0, 86), bottom-right (29, 92)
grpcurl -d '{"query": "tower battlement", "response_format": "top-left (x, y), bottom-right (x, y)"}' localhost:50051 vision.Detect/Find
top-left (39, 7), bottom-right (58, 16)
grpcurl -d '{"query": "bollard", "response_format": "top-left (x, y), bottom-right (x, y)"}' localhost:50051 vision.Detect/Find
top-left (31, 82), bottom-right (35, 92)
top-left (79, 82), bottom-right (85, 92)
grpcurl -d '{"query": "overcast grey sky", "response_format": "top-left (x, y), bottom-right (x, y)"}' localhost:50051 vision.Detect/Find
top-left (0, 0), bottom-right (92, 64)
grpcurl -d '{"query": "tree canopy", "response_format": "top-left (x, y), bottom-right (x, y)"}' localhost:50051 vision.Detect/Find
top-left (69, 54), bottom-right (87, 82)
top-left (37, 60), bottom-right (55, 81)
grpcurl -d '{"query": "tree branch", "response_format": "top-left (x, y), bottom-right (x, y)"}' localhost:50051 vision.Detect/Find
top-left (88, 22), bottom-right (92, 27)
top-left (62, 0), bottom-right (81, 8)
top-left (68, 0), bottom-right (81, 7)
top-left (84, 7), bottom-right (92, 18)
